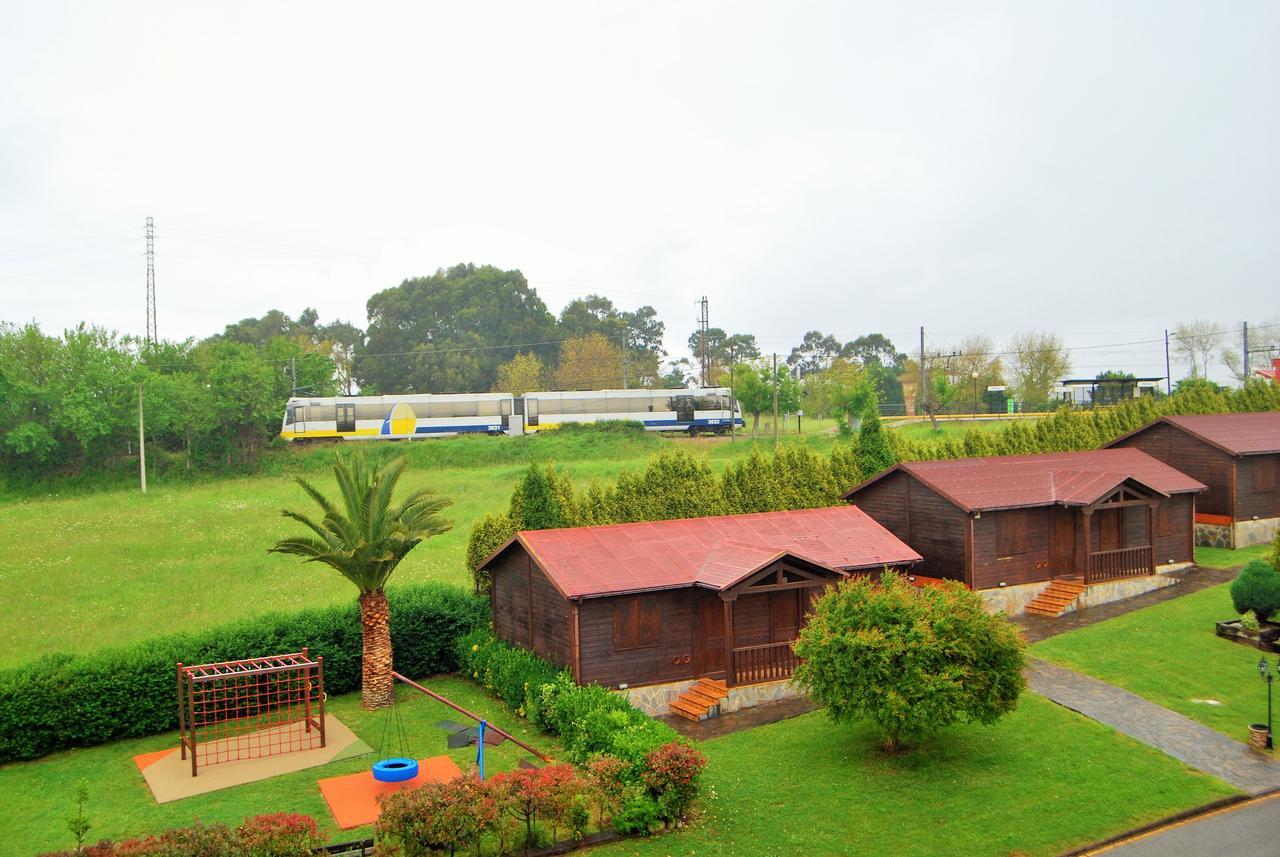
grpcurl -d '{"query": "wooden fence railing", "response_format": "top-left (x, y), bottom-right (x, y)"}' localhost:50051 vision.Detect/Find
top-left (1087, 545), bottom-right (1153, 583)
top-left (730, 641), bottom-right (798, 686)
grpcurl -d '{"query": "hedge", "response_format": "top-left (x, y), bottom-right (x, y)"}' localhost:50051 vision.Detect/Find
top-left (457, 629), bottom-right (682, 772)
top-left (0, 583), bottom-right (487, 763)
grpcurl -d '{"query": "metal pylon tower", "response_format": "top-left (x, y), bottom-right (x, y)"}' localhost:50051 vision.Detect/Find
top-left (145, 217), bottom-right (157, 345)
top-left (697, 295), bottom-right (709, 386)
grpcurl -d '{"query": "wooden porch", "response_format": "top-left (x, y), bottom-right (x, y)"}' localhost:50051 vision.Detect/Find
top-left (1078, 481), bottom-right (1160, 585)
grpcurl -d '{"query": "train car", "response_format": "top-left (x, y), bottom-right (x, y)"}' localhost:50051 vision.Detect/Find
top-left (279, 387), bottom-right (743, 441)
top-left (522, 388), bottom-right (742, 434)
top-left (280, 392), bottom-right (516, 441)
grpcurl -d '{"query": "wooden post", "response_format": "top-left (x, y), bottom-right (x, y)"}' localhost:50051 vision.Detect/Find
top-left (1082, 510), bottom-right (1093, 584)
top-left (1146, 502), bottom-right (1156, 573)
top-left (176, 663), bottom-right (186, 760)
top-left (187, 672), bottom-right (198, 777)
top-left (722, 598), bottom-right (735, 687)
top-left (317, 655), bottom-right (326, 748)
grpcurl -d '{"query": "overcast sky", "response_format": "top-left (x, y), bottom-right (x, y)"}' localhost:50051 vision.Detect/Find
top-left (1, 1), bottom-right (1276, 382)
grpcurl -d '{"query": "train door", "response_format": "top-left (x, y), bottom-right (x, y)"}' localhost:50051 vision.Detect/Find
top-left (675, 396), bottom-right (694, 424)
top-left (500, 398), bottom-right (511, 432)
top-left (526, 397), bottom-right (539, 427)
top-left (335, 403), bottom-right (356, 434)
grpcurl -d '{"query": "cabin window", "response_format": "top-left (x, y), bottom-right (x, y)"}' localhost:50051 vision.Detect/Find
top-left (996, 511), bottom-right (1028, 557)
top-left (1156, 504), bottom-right (1173, 537)
top-left (1254, 458), bottom-right (1277, 493)
top-left (612, 596), bottom-right (660, 652)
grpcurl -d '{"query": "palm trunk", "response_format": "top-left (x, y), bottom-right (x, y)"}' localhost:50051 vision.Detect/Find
top-left (359, 589), bottom-right (394, 710)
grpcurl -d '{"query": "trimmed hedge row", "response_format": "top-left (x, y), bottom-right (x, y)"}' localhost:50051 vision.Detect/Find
top-left (457, 628), bottom-right (682, 771)
top-left (0, 583), bottom-right (487, 763)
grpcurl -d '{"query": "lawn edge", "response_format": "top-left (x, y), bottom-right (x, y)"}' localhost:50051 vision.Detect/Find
top-left (1058, 787), bottom-right (1274, 856)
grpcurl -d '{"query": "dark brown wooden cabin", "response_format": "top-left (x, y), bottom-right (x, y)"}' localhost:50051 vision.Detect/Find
top-left (479, 506), bottom-right (921, 689)
top-left (843, 448), bottom-right (1204, 590)
top-left (1107, 413), bottom-right (1280, 546)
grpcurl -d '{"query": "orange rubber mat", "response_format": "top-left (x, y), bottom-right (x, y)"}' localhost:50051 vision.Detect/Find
top-left (318, 756), bottom-right (463, 829)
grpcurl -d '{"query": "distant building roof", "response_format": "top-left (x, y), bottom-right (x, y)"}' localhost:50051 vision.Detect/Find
top-left (487, 506), bottom-right (922, 600)
top-left (1057, 377), bottom-right (1166, 385)
top-left (1109, 412), bottom-right (1280, 457)
top-left (844, 448), bottom-right (1205, 513)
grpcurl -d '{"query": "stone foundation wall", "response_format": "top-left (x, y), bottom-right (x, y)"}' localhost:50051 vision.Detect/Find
top-left (979, 581), bottom-right (1052, 617)
top-left (1073, 573), bottom-right (1177, 611)
top-left (1234, 517), bottom-right (1280, 548)
top-left (1196, 522), bottom-right (1234, 549)
top-left (621, 676), bottom-right (801, 717)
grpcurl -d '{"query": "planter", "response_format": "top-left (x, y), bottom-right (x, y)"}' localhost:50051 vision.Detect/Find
top-left (1214, 619), bottom-right (1280, 653)
top-left (1249, 723), bottom-right (1271, 751)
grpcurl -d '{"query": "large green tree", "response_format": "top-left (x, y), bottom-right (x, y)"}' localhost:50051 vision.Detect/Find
top-left (270, 452), bottom-right (452, 709)
top-left (358, 264), bottom-right (558, 393)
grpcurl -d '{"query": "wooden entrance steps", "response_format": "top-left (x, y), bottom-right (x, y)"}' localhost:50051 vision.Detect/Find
top-left (1025, 578), bottom-right (1087, 617)
top-left (669, 678), bottom-right (728, 722)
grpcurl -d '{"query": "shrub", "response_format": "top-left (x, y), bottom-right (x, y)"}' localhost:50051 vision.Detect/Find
top-left (1231, 560), bottom-right (1280, 623)
top-left (0, 584), bottom-right (487, 763)
top-left (641, 742), bottom-right (708, 825)
top-left (376, 776), bottom-right (501, 856)
top-left (466, 513), bottom-right (517, 593)
top-left (793, 571), bottom-right (1026, 751)
top-left (1241, 610), bottom-right (1261, 632)
top-left (236, 814), bottom-right (321, 857)
top-left (612, 787), bottom-right (660, 836)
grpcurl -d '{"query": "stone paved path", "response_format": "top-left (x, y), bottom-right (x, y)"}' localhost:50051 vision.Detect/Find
top-left (661, 695), bottom-right (816, 740)
top-left (1027, 658), bottom-right (1280, 794)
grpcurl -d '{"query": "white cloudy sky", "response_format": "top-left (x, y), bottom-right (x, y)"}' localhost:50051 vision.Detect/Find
top-left (1, 1), bottom-right (1276, 381)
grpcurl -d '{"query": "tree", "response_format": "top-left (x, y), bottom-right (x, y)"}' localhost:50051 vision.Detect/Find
top-left (493, 352), bottom-right (546, 395)
top-left (1007, 331), bottom-right (1071, 407)
top-left (358, 263), bottom-right (558, 393)
top-left (688, 328), bottom-right (759, 384)
top-left (660, 358), bottom-right (695, 388)
top-left (1221, 320), bottom-right (1280, 385)
top-left (554, 333), bottom-right (624, 390)
top-left (1092, 370), bottom-right (1137, 406)
top-left (558, 294), bottom-right (666, 385)
top-left (270, 452), bottom-right (452, 709)
top-left (803, 359), bottom-right (872, 431)
top-left (946, 335), bottom-right (1003, 413)
top-left (919, 372), bottom-right (958, 430)
top-left (787, 330), bottom-right (843, 375)
top-left (845, 333), bottom-right (908, 408)
top-left (723, 362), bottom-right (771, 434)
top-left (856, 397), bottom-right (895, 477)
top-left (793, 572), bottom-right (1025, 751)
top-left (1230, 559), bottom-right (1280, 622)
top-left (1172, 320), bottom-right (1226, 379)
top-left (509, 464), bottom-right (567, 530)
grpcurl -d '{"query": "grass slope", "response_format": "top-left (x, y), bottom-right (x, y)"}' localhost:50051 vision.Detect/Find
top-left (1, 676), bottom-right (556, 857)
top-left (1195, 543), bottom-right (1270, 569)
top-left (598, 695), bottom-right (1234, 857)
top-left (1033, 583), bottom-right (1269, 740)
top-left (887, 418), bottom-right (1032, 443)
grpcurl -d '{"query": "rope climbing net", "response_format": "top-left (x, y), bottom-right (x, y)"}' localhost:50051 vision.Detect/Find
top-left (177, 649), bottom-right (326, 777)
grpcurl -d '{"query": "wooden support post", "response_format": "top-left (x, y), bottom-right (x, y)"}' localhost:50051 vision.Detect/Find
top-left (187, 672), bottom-right (198, 777)
top-left (317, 655), bottom-right (326, 748)
top-left (176, 663), bottom-right (186, 760)
top-left (722, 598), bottom-right (735, 687)
top-left (1146, 502), bottom-right (1156, 573)
top-left (1082, 510), bottom-right (1093, 585)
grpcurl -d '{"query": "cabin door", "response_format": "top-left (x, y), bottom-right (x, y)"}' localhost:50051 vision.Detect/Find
top-left (1098, 509), bottom-right (1122, 551)
top-left (769, 590), bottom-right (800, 643)
top-left (1049, 507), bottom-right (1076, 577)
top-left (692, 594), bottom-right (725, 677)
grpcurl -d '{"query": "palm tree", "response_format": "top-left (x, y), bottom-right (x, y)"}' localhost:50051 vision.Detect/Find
top-left (270, 451), bottom-right (451, 709)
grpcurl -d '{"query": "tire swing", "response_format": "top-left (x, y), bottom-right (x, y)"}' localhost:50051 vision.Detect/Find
top-left (372, 684), bottom-right (418, 783)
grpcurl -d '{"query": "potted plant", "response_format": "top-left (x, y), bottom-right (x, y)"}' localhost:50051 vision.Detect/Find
top-left (1217, 561), bottom-right (1280, 652)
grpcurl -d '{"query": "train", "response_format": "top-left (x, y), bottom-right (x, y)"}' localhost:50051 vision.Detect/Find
top-left (279, 387), bottom-right (744, 441)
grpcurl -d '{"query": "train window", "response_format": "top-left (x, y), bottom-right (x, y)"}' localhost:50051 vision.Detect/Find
top-left (427, 400), bottom-right (452, 418)
top-left (451, 399), bottom-right (479, 418)
top-left (285, 405), bottom-right (298, 425)
top-left (605, 396), bottom-right (636, 414)
top-left (356, 403), bottom-right (386, 421)
top-left (477, 399), bottom-right (501, 417)
top-left (557, 397), bottom-right (585, 415)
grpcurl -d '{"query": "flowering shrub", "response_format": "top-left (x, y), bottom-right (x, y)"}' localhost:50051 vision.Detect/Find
top-left (37, 815), bottom-right (318, 857)
top-left (641, 742), bottom-right (708, 825)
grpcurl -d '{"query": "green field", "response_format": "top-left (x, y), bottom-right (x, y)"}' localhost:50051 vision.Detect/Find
top-left (0, 430), bottom-right (841, 667)
top-left (0, 675), bottom-right (558, 856)
top-left (1195, 543), bottom-right (1271, 569)
top-left (596, 694), bottom-right (1232, 857)
top-left (1033, 582), bottom-right (1270, 740)
top-left (886, 417), bottom-right (1034, 443)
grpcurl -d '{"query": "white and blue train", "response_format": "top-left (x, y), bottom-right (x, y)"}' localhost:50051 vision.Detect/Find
top-left (280, 388), bottom-right (744, 441)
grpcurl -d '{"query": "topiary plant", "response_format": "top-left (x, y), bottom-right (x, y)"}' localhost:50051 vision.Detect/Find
top-left (1230, 560), bottom-right (1280, 623)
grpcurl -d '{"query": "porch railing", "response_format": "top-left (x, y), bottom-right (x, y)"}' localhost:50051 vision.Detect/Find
top-left (1087, 545), bottom-right (1153, 583)
top-left (730, 641), bottom-right (798, 686)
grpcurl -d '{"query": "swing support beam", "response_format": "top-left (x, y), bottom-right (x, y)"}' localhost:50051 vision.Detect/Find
top-left (391, 671), bottom-right (553, 761)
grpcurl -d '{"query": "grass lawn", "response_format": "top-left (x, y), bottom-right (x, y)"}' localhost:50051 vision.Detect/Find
top-left (0, 675), bottom-right (557, 857)
top-left (888, 417), bottom-right (1034, 443)
top-left (1033, 583), bottom-right (1270, 741)
top-left (1195, 543), bottom-right (1271, 569)
top-left (597, 694), bottom-right (1235, 857)
top-left (0, 431), bottom-right (822, 667)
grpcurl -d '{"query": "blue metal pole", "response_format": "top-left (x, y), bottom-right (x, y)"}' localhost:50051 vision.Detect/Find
top-left (477, 720), bottom-right (486, 779)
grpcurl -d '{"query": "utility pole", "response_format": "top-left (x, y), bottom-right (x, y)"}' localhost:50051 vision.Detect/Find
top-left (696, 296), bottom-right (709, 387)
top-left (772, 353), bottom-right (779, 449)
top-left (918, 326), bottom-right (926, 416)
top-left (145, 216), bottom-right (157, 346)
top-left (728, 344), bottom-right (735, 443)
top-left (1164, 329), bottom-right (1172, 395)
top-left (621, 330), bottom-right (628, 389)
top-left (137, 383), bottom-right (147, 495)
top-left (290, 356), bottom-right (298, 394)
top-left (1244, 321), bottom-right (1250, 383)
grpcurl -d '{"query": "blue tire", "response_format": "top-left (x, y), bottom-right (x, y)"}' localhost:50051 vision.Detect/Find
top-left (372, 757), bottom-right (419, 783)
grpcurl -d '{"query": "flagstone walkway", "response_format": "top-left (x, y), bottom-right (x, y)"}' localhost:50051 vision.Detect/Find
top-left (1027, 658), bottom-right (1280, 794)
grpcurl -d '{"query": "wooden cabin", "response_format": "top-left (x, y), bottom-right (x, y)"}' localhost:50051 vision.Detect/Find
top-left (479, 507), bottom-right (921, 689)
top-left (843, 449), bottom-right (1204, 612)
top-left (1107, 412), bottom-right (1280, 548)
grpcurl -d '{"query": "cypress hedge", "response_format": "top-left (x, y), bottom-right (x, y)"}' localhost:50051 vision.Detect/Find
top-left (0, 583), bottom-right (487, 764)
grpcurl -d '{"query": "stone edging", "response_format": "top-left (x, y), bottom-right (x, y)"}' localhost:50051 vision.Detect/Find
top-left (1057, 787), bottom-right (1280, 856)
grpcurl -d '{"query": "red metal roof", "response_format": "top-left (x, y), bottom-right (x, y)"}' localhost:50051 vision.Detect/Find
top-left (846, 447), bottom-right (1205, 513)
top-left (1113, 412), bottom-right (1280, 456)
top-left (507, 506), bottom-right (922, 599)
